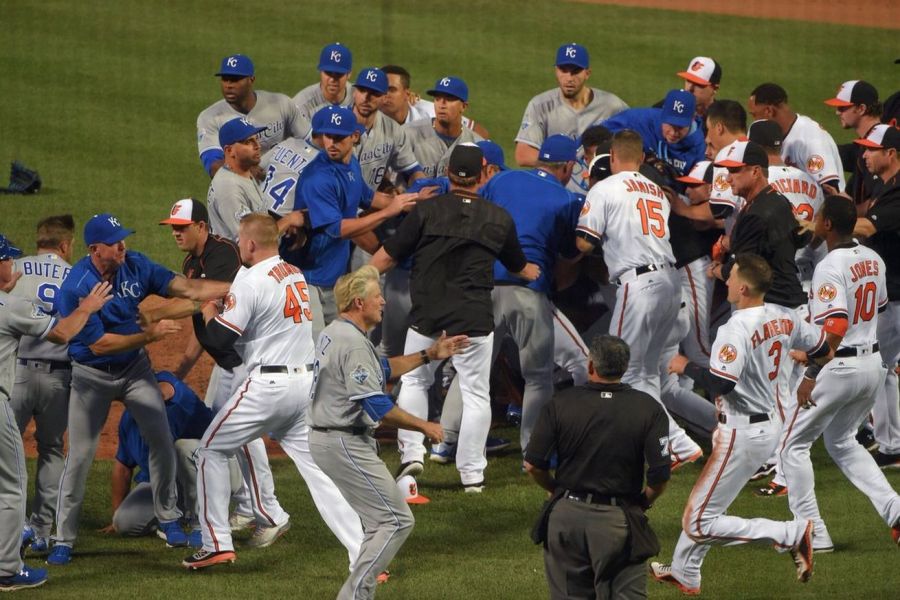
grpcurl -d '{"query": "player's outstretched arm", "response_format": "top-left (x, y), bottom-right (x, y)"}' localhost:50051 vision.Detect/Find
top-left (88, 320), bottom-right (181, 356)
top-left (381, 405), bottom-right (443, 444)
top-left (139, 298), bottom-right (199, 327)
top-left (387, 331), bottom-right (470, 378)
top-left (167, 274), bottom-right (231, 303)
top-left (514, 142), bottom-right (540, 168)
top-left (46, 281), bottom-right (114, 345)
top-left (369, 247), bottom-right (398, 274)
top-left (523, 461), bottom-right (556, 494)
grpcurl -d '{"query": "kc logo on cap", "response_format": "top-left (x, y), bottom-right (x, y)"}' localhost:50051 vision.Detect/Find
top-left (227, 56), bottom-right (238, 68)
top-left (565, 46), bottom-right (577, 58)
top-left (440, 77), bottom-right (451, 87)
top-left (672, 100), bottom-right (685, 114)
top-left (365, 69), bottom-right (378, 82)
top-left (108, 216), bottom-right (121, 227)
top-left (331, 113), bottom-right (342, 125)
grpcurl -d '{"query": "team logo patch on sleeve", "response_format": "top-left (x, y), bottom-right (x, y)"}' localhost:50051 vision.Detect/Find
top-left (713, 173), bottom-right (729, 192)
top-left (31, 304), bottom-right (48, 319)
top-left (806, 155), bottom-right (825, 174)
top-left (223, 293), bottom-right (236, 312)
top-left (817, 283), bottom-right (837, 302)
top-left (350, 365), bottom-right (370, 385)
top-left (718, 344), bottom-right (737, 363)
top-left (580, 200), bottom-right (591, 216)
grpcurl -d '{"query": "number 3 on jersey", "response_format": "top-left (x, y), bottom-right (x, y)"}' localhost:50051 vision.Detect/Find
top-left (284, 281), bottom-right (313, 323)
top-left (636, 198), bottom-right (666, 237)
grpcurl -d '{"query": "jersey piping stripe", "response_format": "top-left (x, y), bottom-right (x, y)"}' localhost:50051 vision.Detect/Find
top-left (199, 457), bottom-right (221, 552)
top-left (242, 444), bottom-right (277, 527)
top-left (779, 397), bottom-right (804, 456)
top-left (616, 283), bottom-right (629, 337)
top-left (215, 315), bottom-right (243, 335)
top-left (575, 225), bottom-right (603, 244)
top-left (689, 427), bottom-right (736, 542)
top-left (204, 378), bottom-right (252, 448)
top-left (552, 310), bottom-right (588, 357)
top-left (813, 308), bottom-right (848, 322)
top-left (685, 266), bottom-right (710, 356)
top-left (709, 367), bottom-right (738, 383)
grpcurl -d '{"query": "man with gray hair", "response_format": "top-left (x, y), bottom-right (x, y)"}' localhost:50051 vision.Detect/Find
top-left (525, 334), bottom-right (670, 600)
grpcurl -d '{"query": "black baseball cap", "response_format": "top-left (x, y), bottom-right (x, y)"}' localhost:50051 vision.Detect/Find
top-left (448, 144), bottom-right (483, 178)
top-left (855, 124), bottom-right (900, 151)
top-left (714, 141), bottom-right (769, 169)
top-left (748, 119), bottom-right (783, 150)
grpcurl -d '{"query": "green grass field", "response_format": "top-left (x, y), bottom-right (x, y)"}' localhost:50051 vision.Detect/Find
top-left (3, 1), bottom-right (900, 598)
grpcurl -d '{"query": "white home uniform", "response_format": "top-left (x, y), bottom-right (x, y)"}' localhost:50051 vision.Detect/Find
top-left (781, 114), bottom-right (845, 189)
top-left (668, 303), bottom-right (825, 590)
top-left (768, 165), bottom-right (825, 286)
top-left (780, 242), bottom-right (900, 548)
top-left (259, 138), bottom-right (321, 217)
top-left (196, 256), bottom-right (362, 564)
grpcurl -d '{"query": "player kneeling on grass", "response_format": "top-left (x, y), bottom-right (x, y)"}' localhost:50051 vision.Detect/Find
top-left (650, 253), bottom-right (829, 595)
top-left (308, 265), bottom-right (467, 600)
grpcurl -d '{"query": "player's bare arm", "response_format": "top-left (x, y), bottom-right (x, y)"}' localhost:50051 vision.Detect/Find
top-left (88, 320), bottom-right (181, 356)
top-left (0, 270), bottom-right (22, 292)
top-left (575, 236), bottom-right (595, 255)
top-left (173, 334), bottom-right (204, 380)
top-left (523, 460), bottom-right (555, 494)
top-left (852, 217), bottom-right (877, 238)
top-left (515, 262), bottom-right (541, 282)
top-left (46, 281), bottom-right (114, 345)
top-left (514, 142), bottom-right (540, 168)
top-left (139, 298), bottom-right (199, 327)
top-left (387, 331), bottom-right (470, 378)
top-left (338, 194), bottom-right (416, 240)
top-left (351, 231), bottom-right (380, 255)
top-left (380, 405), bottom-right (443, 444)
top-left (166, 274), bottom-right (231, 303)
top-left (98, 460), bottom-right (134, 534)
top-left (368, 247), bottom-right (397, 274)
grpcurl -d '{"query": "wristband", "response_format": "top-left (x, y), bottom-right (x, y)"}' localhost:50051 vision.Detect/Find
top-left (804, 364), bottom-right (822, 380)
top-left (419, 349), bottom-right (431, 365)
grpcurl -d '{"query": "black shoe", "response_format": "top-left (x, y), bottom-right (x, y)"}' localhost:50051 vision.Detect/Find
top-left (395, 461), bottom-right (424, 480)
top-left (874, 451), bottom-right (900, 470)
top-left (856, 428), bottom-right (878, 452)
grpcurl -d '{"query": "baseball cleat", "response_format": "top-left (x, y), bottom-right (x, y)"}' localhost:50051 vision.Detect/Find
top-left (182, 549), bottom-right (236, 570)
top-left (649, 562), bottom-right (700, 595)
top-left (246, 519), bottom-right (291, 548)
top-left (228, 512), bottom-right (256, 532)
top-left (671, 449), bottom-right (703, 472)
top-left (46, 545), bottom-right (72, 566)
top-left (790, 520), bottom-right (814, 583)
top-left (873, 451), bottom-right (900, 470)
top-left (376, 571), bottom-right (391, 584)
top-left (856, 428), bottom-right (878, 452)
top-left (29, 537), bottom-right (50, 555)
top-left (395, 461), bottom-right (424, 480)
top-left (429, 442), bottom-right (456, 464)
top-left (891, 520), bottom-right (900, 547)
top-left (749, 462), bottom-right (776, 481)
top-left (463, 481), bottom-right (485, 494)
top-left (486, 436), bottom-right (511, 454)
top-left (0, 565), bottom-right (48, 592)
top-left (754, 482), bottom-right (788, 497)
top-left (157, 520), bottom-right (190, 548)
top-left (506, 404), bottom-right (522, 426)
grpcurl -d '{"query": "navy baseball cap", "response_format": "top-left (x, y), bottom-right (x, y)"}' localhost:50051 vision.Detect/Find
top-left (476, 141), bottom-right (508, 170)
top-left (748, 119), bottom-right (783, 150)
top-left (219, 117), bottom-right (267, 147)
top-left (354, 67), bottom-right (388, 95)
top-left (215, 54), bottom-right (254, 78)
top-left (84, 213), bottom-right (135, 246)
top-left (312, 105), bottom-right (360, 136)
top-left (318, 43), bottom-right (352, 74)
top-left (556, 43), bottom-right (589, 70)
top-left (448, 144), bottom-right (483, 178)
top-left (539, 135), bottom-right (578, 162)
top-left (661, 89), bottom-right (696, 128)
top-left (0, 234), bottom-right (22, 261)
top-left (427, 76), bottom-right (468, 102)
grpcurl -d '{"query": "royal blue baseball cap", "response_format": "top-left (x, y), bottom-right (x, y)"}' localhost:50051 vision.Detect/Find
top-left (318, 43), bottom-right (352, 74)
top-left (556, 43), bottom-right (589, 70)
top-left (354, 67), bottom-right (388, 95)
top-left (312, 105), bottom-right (360, 136)
top-left (84, 214), bottom-right (135, 246)
top-left (538, 135), bottom-right (578, 162)
top-left (215, 54), bottom-right (254, 78)
top-left (219, 117), bottom-right (267, 147)
top-left (661, 89), bottom-right (696, 128)
top-left (476, 140), bottom-right (509, 170)
top-left (0, 234), bottom-right (22, 261)
top-left (427, 76), bottom-right (468, 102)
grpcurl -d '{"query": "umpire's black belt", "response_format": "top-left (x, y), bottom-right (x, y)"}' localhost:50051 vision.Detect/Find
top-left (17, 358), bottom-right (71, 371)
top-left (311, 426), bottom-right (369, 435)
top-left (260, 364), bottom-right (314, 374)
top-left (718, 412), bottom-right (769, 425)
top-left (834, 343), bottom-right (879, 358)
top-left (564, 490), bottom-right (622, 507)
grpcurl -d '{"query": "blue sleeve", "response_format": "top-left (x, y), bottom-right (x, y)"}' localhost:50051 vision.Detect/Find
top-left (360, 393), bottom-right (395, 421)
top-left (58, 285), bottom-right (106, 345)
top-left (600, 109), bottom-right (636, 133)
top-left (380, 357), bottom-right (392, 382)
top-left (201, 149), bottom-right (224, 176)
top-left (133, 253), bottom-right (176, 298)
top-left (401, 165), bottom-right (422, 177)
top-left (407, 177), bottom-right (449, 195)
top-left (302, 172), bottom-right (344, 235)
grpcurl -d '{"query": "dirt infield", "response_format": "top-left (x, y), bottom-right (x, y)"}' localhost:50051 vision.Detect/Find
top-left (574, 0), bottom-right (899, 29)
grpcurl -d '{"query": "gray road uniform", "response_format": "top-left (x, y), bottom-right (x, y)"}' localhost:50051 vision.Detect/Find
top-left (9, 253), bottom-right (72, 541)
top-left (356, 112), bottom-right (420, 190)
top-left (259, 138), bottom-right (321, 217)
top-left (515, 87), bottom-right (627, 195)
top-left (207, 168), bottom-right (268, 241)
top-left (405, 120), bottom-right (484, 178)
top-left (293, 82), bottom-right (353, 122)
top-left (0, 291), bottom-right (56, 578)
top-left (309, 319), bottom-right (414, 600)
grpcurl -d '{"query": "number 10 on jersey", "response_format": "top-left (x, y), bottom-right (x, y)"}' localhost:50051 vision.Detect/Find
top-left (284, 282), bottom-right (313, 323)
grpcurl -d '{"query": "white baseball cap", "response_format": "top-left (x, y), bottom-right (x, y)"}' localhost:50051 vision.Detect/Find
top-left (676, 160), bottom-right (713, 185)
top-left (159, 198), bottom-right (208, 225)
top-left (824, 80), bottom-right (878, 108)
top-left (677, 56), bottom-right (722, 86)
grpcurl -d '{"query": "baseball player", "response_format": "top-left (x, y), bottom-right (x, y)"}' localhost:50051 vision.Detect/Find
top-left (308, 266), bottom-right (464, 599)
top-left (652, 254), bottom-right (826, 594)
top-left (515, 42), bottom-right (627, 196)
top-left (207, 118), bottom-right (269, 241)
top-left (259, 134), bottom-right (321, 219)
top-left (675, 56), bottom-right (722, 120)
top-left (779, 195), bottom-right (900, 551)
top-left (825, 80), bottom-right (883, 204)
top-left (293, 43), bottom-right (354, 121)
top-left (197, 54), bottom-right (308, 177)
top-left (8, 216), bottom-right (75, 554)
top-left (379, 65), bottom-right (484, 135)
top-left (48, 214), bottom-right (231, 565)
top-left (748, 83), bottom-right (845, 190)
top-left (183, 215), bottom-right (363, 570)
top-left (0, 234), bottom-right (111, 591)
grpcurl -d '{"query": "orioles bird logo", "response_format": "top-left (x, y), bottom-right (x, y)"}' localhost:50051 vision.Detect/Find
top-left (223, 293), bottom-right (236, 312)
top-left (690, 60), bottom-right (704, 72)
top-left (171, 203), bottom-right (182, 216)
top-left (806, 155), bottom-right (825, 173)
top-left (714, 173), bottom-right (729, 192)
top-left (818, 283), bottom-right (837, 302)
top-left (581, 200), bottom-right (591, 216)
top-left (718, 344), bottom-right (738, 363)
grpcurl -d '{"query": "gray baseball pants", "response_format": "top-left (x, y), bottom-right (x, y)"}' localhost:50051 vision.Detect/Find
top-left (309, 429), bottom-right (414, 600)
top-left (310, 285), bottom-right (337, 341)
top-left (0, 393), bottom-right (26, 577)
top-left (53, 353), bottom-right (181, 546)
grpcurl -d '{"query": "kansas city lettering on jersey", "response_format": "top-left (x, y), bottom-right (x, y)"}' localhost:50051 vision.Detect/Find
top-left (623, 178), bottom-right (665, 199)
top-left (770, 177), bottom-right (818, 200)
top-left (259, 121), bottom-right (285, 141)
top-left (750, 318), bottom-right (795, 349)
top-left (357, 142), bottom-right (394, 163)
top-left (20, 260), bottom-right (70, 280)
top-left (849, 259), bottom-right (879, 283)
top-left (267, 261), bottom-right (301, 283)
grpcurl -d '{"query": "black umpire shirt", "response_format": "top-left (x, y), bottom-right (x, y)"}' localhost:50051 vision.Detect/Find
top-left (722, 185), bottom-right (808, 308)
top-left (382, 189), bottom-right (528, 337)
top-left (183, 234), bottom-right (243, 369)
top-left (524, 382), bottom-right (671, 497)
top-left (864, 174), bottom-right (900, 301)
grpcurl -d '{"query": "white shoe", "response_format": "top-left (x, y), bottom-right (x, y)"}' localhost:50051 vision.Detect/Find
top-left (246, 520), bottom-right (290, 548)
top-left (228, 513), bottom-right (255, 532)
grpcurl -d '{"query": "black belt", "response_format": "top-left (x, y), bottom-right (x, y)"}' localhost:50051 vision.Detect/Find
top-left (311, 426), bottom-right (368, 435)
top-left (834, 343), bottom-right (879, 358)
top-left (260, 364), bottom-right (314, 374)
top-left (615, 263), bottom-right (674, 285)
top-left (17, 358), bottom-right (71, 371)
top-left (718, 413), bottom-right (769, 424)
top-left (564, 490), bottom-right (621, 506)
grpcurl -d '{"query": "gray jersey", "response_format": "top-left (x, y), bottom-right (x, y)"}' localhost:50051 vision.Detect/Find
top-left (292, 82), bottom-right (353, 121)
top-left (0, 291), bottom-right (54, 399)
top-left (406, 120), bottom-right (484, 178)
top-left (197, 91), bottom-right (310, 160)
top-left (11, 253), bottom-right (71, 362)
top-left (259, 137), bottom-right (321, 216)
top-left (309, 319), bottom-right (384, 429)
top-left (355, 112), bottom-right (420, 190)
top-left (207, 167), bottom-right (268, 241)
